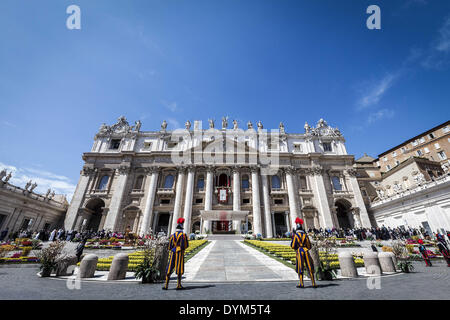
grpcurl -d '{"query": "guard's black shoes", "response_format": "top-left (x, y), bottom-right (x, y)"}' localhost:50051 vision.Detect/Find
top-left (162, 287), bottom-right (168, 290)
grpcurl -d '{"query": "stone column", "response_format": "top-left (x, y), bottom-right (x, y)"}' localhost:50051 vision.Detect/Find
top-left (139, 167), bottom-right (159, 236)
top-left (98, 208), bottom-right (109, 231)
top-left (284, 211), bottom-right (290, 233)
top-left (152, 212), bottom-right (159, 233)
top-left (251, 166), bottom-right (263, 236)
top-left (64, 166), bottom-right (94, 230)
top-left (103, 165), bottom-right (130, 231)
top-left (203, 166), bottom-right (213, 233)
top-left (261, 173), bottom-right (273, 238)
top-left (345, 169), bottom-right (372, 228)
top-left (271, 212), bottom-right (276, 237)
top-left (232, 166), bottom-right (241, 233)
top-left (308, 166), bottom-right (334, 228)
top-left (182, 166), bottom-right (196, 235)
top-left (170, 168), bottom-right (186, 234)
top-left (285, 167), bottom-right (300, 230)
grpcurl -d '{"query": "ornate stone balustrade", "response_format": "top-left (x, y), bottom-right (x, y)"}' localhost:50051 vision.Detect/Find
top-left (371, 174), bottom-right (450, 207)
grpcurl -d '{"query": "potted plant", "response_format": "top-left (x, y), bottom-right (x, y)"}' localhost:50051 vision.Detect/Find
top-left (315, 239), bottom-right (337, 281)
top-left (397, 260), bottom-right (414, 273)
top-left (135, 256), bottom-right (160, 283)
top-left (392, 240), bottom-right (414, 273)
top-left (36, 241), bottom-right (65, 277)
top-left (134, 235), bottom-right (168, 284)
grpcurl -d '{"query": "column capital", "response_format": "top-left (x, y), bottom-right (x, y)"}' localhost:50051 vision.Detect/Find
top-left (186, 165), bottom-right (196, 173)
top-left (144, 166), bottom-right (159, 174)
top-left (116, 165), bottom-right (131, 175)
top-left (81, 166), bottom-right (96, 176)
top-left (304, 165), bottom-right (323, 176)
top-left (250, 165), bottom-right (260, 173)
top-left (178, 166), bottom-right (188, 174)
top-left (231, 165), bottom-right (241, 174)
top-left (344, 168), bottom-right (358, 177)
top-left (284, 166), bottom-right (296, 175)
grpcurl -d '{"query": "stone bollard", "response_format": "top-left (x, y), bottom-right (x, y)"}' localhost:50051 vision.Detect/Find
top-left (55, 255), bottom-right (78, 276)
top-left (338, 252), bottom-right (358, 278)
top-left (363, 252), bottom-right (382, 275)
top-left (107, 253), bottom-right (129, 280)
top-left (78, 254), bottom-right (98, 278)
top-left (378, 252), bottom-right (396, 273)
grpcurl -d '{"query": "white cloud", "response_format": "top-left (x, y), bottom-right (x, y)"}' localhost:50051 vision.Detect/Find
top-left (167, 118), bottom-right (181, 129)
top-left (2, 121), bottom-right (17, 128)
top-left (161, 100), bottom-right (178, 112)
top-left (357, 73), bottom-right (399, 109)
top-left (0, 162), bottom-right (76, 202)
top-left (367, 108), bottom-right (395, 124)
top-left (422, 16), bottom-right (450, 69)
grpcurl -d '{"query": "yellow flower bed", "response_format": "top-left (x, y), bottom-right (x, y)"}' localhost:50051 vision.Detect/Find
top-left (77, 240), bottom-right (208, 271)
top-left (245, 240), bottom-right (364, 270)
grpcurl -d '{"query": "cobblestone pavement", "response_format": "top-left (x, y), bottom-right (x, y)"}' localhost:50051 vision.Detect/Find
top-left (0, 261), bottom-right (448, 300)
top-left (184, 240), bottom-right (298, 282)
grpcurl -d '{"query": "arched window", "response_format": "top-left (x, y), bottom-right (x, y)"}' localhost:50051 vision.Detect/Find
top-left (163, 174), bottom-right (174, 188)
top-left (98, 175), bottom-right (109, 190)
top-left (197, 175), bottom-right (205, 189)
top-left (134, 175), bottom-right (144, 190)
top-left (331, 176), bottom-right (342, 191)
top-left (218, 173), bottom-right (228, 187)
top-left (242, 174), bottom-right (249, 189)
top-left (271, 175), bottom-right (281, 189)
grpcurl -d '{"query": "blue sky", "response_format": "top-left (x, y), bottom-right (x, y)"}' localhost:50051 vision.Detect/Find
top-left (1, 0), bottom-right (450, 200)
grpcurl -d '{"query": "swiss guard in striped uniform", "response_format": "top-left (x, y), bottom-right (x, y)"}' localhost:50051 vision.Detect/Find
top-left (290, 217), bottom-right (317, 288)
top-left (162, 217), bottom-right (189, 290)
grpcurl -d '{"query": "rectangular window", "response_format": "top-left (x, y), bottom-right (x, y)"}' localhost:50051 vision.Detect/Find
top-left (443, 126), bottom-right (449, 133)
top-left (274, 199), bottom-right (283, 205)
top-left (392, 151), bottom-right (397, 157)
top-left (434, 143), bottom-right (440, 149)
top-left (438, 151), bottom-right (447, 160)
top-left (167, 142), bottom-right (178, 149)
top-left (143, 141), bottom-right (152, 150)
top-left (417, 150), bottom-right (423, 156)
top-left (160, 199), bottom-right (170, 205)
top-left (401, 147), bottom-right (407, 153)
top-left (21, 218), bottom-right (31, 230)
top-left (242, 198), bottom-right (250, 204)
top-left (386, 164), bottom-right (391, 170)
top-left (293, 143), bottom-right (302, 152)
top-left (0, 214), bottom-right (6, 229)
top-left (424, 147), bottom-right (430, 153)
top-left (429, 133), bottom-right (435, 139)
top-left (110, 139), bottom-right (121, 150)
top-left (419, 137), bottom-right (425, 143)
top-left (195, 198), bottom-right (203, 204)
top-left (411, 140), bottom-right (418, 147)
top-left (299, 176), bottom-right (308, 190)
top-left (395, 160), bottom-right (400, 166)
top-left (323, 142), bottom-right (332, 152)
top-left (383, 157), bottom-right (387, 162)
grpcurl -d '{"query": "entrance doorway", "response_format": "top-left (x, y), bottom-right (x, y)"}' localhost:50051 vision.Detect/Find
top-left (84, 198), bottom-right (105, 232)
top-left (212, 220), bottom-right (233, 234)
top-left (274, 213), bottom-right (287, 237)
top-left (156, 213), bottom-right (170, 235)
top-left (335, 199), bottom-right (353, 229)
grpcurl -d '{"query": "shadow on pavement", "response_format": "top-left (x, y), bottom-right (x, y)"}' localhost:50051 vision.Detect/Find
top-left (178, 284), bottom-right (217, 290)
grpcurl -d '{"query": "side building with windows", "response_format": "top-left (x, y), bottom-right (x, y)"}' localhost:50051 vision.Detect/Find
top-left (64, 116), bottom-right (373, 237)
top-left (358, 120), bottom-right (450, 234)
top-left (0, 174), bottom-right (68, 237)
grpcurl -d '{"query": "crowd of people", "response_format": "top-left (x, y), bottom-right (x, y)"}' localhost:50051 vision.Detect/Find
top-left (306, 225), bottom-right (435, 241)
top-left (0, 228), bottom-right (128, 243)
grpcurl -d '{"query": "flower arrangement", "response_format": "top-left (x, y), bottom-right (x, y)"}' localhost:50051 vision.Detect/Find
top-left (36, 241), bottom-right (66, 277)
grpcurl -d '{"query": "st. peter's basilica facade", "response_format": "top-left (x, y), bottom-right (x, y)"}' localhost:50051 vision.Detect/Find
top-left (64, 116), bottom-right (373, 237)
